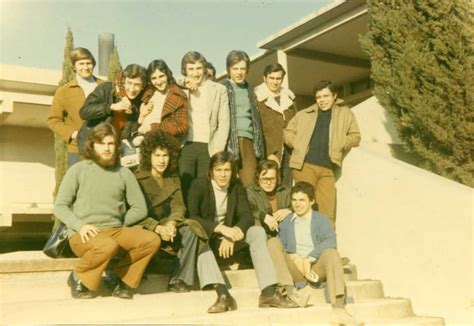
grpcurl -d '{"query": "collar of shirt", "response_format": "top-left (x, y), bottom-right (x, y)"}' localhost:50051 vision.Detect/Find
top-left (290, 210), bottom-right (312, 223)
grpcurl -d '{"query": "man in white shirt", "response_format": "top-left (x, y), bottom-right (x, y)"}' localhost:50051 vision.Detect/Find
top-left (178, 51), bottom-right (230, 199)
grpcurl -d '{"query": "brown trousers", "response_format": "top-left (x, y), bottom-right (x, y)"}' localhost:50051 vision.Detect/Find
top-left (69, 227), bottom-right (161, 291)
top-left (237, 137), bottom-right (257, 187)
top-left (292, 162), bottom-right (336, 227)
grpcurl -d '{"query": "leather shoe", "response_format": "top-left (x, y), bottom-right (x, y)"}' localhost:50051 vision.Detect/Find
top-left (259, 292), bottom-right (298, 308)
top-left (207, 294), bottom-right (238, 313)
top-left (112, 279), bottom-right (133, 299)
top-left (168, 279), bottom-right (190, 293)
top-left (67, 272), bottom-right (94, 299)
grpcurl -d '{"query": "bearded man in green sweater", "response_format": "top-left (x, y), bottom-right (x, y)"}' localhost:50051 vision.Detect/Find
top-left (54, 123), bottom-right (161, 300)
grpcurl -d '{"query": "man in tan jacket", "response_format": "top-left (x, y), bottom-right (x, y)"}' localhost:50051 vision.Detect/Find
top-left (283, 80), bottom-right (360, 227)
top-left (47, 47), bottom-right (103, 165)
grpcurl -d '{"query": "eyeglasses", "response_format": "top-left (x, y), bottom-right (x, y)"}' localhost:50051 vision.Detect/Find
top-left (259, 177), bottom-right (276, 184)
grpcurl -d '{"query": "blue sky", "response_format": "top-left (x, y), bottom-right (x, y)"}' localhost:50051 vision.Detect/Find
top-left (0, 0), bottom-right (331, 76)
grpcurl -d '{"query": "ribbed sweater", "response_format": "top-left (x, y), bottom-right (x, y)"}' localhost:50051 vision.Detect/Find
top-left (54, 160), bottom-right (147, 236)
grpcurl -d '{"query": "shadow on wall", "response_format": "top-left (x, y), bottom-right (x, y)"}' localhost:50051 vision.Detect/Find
top-left (0, 126), bottom-right (55, 168)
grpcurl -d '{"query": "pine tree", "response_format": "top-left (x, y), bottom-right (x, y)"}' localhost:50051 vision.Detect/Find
top-left (53, 27), bottom-right (75, 201)
top-left (108, 46), bottom-right (122, 81)
top-left (360, 0), bottom-right (474, 186)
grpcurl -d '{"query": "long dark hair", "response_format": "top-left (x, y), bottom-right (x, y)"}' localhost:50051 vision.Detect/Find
top-left (139, 130), bottom-right (180, 177)
top-left (147, 59), bottom-right (176, 85)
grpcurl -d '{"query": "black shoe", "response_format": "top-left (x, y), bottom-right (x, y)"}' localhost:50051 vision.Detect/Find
top-left (103, 270), bottom-right (120, 291)
top-left (207, 294), bottom-right (238, 313)
top-left (112, 279), bottom-right (133, 299)
top-left (259, 292), bottom-right (298, 308)
top-left (67, 272), bottom-right (94, 299)
top-left (168, 279), bottom-right (191, 293)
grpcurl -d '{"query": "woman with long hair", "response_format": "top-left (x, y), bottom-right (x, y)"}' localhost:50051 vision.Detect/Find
top-left (135, 59), bottom-right (188, 140)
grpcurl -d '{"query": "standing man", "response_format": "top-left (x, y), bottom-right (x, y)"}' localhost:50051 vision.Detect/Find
top-left (54, 123), bottom-right (160, 299)
top-left (78, 64), bottom-right (147, 155)
top-left (48, 47), bottom-right (103, 165)
top-left (178, 51), bottom-right (230, 199)
top-left (254, 63), bottom-right (297, 189)
top-left (223, 50), bottom-right (264, 187)
top-left (284, 80), bottom-right (360, 227)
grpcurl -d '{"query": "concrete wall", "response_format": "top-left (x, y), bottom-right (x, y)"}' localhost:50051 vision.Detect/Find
top-left (0, 126), bottom-right (55, 225)
top-left (336, 146), bottom-right (473, 324)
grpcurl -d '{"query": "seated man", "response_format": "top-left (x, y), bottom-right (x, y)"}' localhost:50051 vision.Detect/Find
top-left (54, 123), bottom-right (161, 299)
top-left (133, 130), bottom-right (208, 293)
top-left (188, 151), bottom-right (297, 313)
top-left (279, 181), bottom-right (351, 317)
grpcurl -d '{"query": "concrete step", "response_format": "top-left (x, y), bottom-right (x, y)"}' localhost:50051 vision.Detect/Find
top-left (0, 250), bottom-right (358, 282)
top-left (363, 317), bottom-right (445, 326)
top-left (0, 283), bottom-right (415, 324)
top-left (1, 270), bottom-right (370, 305)
top-left (0, 270), bottom-right (444, 325)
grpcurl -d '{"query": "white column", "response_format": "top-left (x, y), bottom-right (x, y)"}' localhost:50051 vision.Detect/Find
top-left (277, 50), bottom-right (289, 89)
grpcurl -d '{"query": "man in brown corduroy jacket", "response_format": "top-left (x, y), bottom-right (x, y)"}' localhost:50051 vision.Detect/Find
top-left (47, 47), bottom-right (103, 165)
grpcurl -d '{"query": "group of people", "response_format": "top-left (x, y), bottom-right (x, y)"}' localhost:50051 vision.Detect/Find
top-left (48, 46), bottom-right (361, 319)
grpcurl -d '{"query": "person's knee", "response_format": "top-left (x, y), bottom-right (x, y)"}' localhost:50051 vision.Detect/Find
top-left (320, 248), bottom-right (340, 261)
top-left (246, 225), bottom-right (266, 244)
top-left (94, 240), bottom-right (120, 260)
top-left (140, 231), bottom-right (161, 250)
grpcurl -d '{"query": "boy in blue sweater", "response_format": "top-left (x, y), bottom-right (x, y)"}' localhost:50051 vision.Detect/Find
top-left (279, 181), bottom-right (348, 311)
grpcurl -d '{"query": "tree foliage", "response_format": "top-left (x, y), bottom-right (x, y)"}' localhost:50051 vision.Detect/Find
top-left (360, 0), bottom-right (474, 186)
top-left (54, 27), bottom-right (74, 199)
top-left (108, 46), bottom-right (122, 81)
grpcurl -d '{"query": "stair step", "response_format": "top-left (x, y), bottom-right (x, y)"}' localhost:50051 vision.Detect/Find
top-left (1, 269), bottom-right (369, 306)
top-left (0, 250), bottom-right (359, 281)
top-left (1, 289), bottom-right (416, 324)
top-left (0, 270), bottom-right (443, 325)
top-left (346, 279), bottom-right (384, 301)
top-left (363, 316), bottom-right (445, 326)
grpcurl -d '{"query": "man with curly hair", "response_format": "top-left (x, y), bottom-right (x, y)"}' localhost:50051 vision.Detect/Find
top-left (134, 131), bottom-right (234, 309)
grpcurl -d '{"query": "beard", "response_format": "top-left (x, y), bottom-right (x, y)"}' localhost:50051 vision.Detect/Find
top-left (92, 151), bottom-right (119, 169)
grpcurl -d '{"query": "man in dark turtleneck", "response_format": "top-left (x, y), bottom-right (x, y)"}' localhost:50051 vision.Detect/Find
top-left (283, 80), bottom-right (361, 228)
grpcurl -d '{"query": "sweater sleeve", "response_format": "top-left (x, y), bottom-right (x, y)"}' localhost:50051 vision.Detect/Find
top-left (308, 215), bottom-right (337, 260)
top-left (53, 166), bottom-right (85, 232)
top-left (122, 168), bottom-right (148, 226)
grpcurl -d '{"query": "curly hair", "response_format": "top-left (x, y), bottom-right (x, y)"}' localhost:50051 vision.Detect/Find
top-left (139, 130), bottom-right (180, 176)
